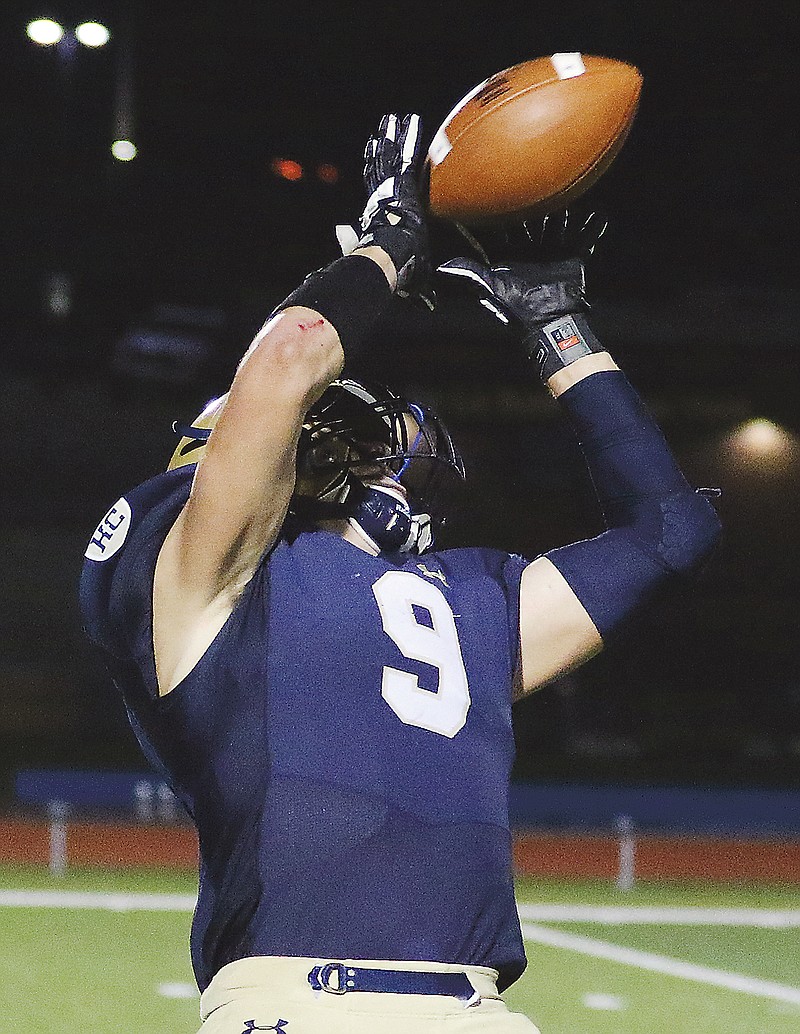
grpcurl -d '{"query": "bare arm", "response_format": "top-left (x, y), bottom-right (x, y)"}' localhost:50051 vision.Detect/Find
top-left (165, 310), bottom-right (343, 595)
top-left (153, 305), bottom-right (343, 695)
top-left (517, 557), bottom-right (603, 697)
top-left (153, 249), bottom-right (397, 694)
top-left (163, 245), bottom-right (394, 597)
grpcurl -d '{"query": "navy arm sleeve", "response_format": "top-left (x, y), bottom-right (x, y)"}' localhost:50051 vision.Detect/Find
top-left (545, 370), bottom-right (721, 641)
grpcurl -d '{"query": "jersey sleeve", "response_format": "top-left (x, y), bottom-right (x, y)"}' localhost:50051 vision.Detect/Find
top-left (498, 551), bottom-right (529, 672)
top-left (79, 466), bottom-right (195, 690)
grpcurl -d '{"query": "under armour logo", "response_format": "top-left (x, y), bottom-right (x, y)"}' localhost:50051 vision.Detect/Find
top-left (416, 562), bottom-right (449, 588)
top-left (241, 1020), bottom-right (289, 1034)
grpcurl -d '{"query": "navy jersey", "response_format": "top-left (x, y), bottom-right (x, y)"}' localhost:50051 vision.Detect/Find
top-left (80, 468), bottom-right (529, 992)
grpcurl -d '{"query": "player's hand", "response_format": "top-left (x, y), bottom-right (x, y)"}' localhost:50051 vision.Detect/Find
top-left (437, 255), bottom-right (587, 330)
top-left (438, 208), bottom-right (606, 320)
top-left (336, 113), bottom-right (432, 306)
top-left (524, 207), bottom-right (608, 262)
top-left (438, 208), bottom-right (607, 381)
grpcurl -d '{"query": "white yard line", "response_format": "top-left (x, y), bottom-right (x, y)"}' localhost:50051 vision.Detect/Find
top-left (0, 889), bottom-right (196, 911)
top-left (2, 890), bottom-right (800, 1004)
top-left (2, 891), bottom-right (800, 931)
top-left (521, 923), bottom-right (800, 1005)
top-left (517, 904), bottom-right (800, 927)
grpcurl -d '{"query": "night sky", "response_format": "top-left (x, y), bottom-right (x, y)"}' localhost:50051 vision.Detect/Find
top-left (1, 0), bottom-right (799, 794)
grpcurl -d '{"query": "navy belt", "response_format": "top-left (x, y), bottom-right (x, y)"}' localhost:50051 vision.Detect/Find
top-left (308, 962), bottom-right (475, 1001)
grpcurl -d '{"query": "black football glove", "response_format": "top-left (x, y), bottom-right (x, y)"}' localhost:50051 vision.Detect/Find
top-left (438, 209), bottom-right (608, 381)
top-left (336, 113), bottom-right (432, 305)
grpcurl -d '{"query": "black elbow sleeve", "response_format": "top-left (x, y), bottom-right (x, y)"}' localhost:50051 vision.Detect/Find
top-left (271, 255), bottom-right (393, 359)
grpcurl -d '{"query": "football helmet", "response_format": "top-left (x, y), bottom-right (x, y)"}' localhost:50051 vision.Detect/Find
top-left (168, 394), bottom-right (226, 471)
top-left (169, 379), bottom-right (465, 553)
top-left (296, 379), bottom-right (465, 553)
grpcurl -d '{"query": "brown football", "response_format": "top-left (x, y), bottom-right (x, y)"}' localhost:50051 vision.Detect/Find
top-left (426, 53), bottom-right (643, 225)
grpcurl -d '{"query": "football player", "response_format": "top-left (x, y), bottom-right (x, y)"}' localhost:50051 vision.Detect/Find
top-left (80, 113), bottom-right (720, 1033)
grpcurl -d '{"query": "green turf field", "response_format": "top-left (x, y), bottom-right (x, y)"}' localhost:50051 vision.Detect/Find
top-left (1, 865), bottom-right (799, 1033)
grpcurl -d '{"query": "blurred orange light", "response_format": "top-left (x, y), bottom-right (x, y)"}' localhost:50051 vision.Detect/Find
top-left (316, 163), bottom-right (339, 185)
top-left (271, 158), bottom-right (303, 181)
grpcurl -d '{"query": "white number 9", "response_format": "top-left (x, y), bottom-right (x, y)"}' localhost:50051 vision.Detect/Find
top-left (372, 571), bottom-right (470, 738)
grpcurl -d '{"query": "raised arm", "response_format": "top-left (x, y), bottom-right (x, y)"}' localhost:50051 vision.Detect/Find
top-left (439, 213), bottom-right (721, 696)
top-left (153, 113), bottom-right (429, 694)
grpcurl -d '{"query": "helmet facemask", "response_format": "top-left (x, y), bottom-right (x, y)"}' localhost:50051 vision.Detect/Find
top-left (296, 379), bottom-right (465, 552)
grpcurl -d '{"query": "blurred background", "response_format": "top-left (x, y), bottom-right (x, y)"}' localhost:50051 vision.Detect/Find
top-left (1, 0), bottom-right (799, 802)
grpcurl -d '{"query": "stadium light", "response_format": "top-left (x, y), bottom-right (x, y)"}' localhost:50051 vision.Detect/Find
top-left (26, 18), bottom-right (110, 48)
top-left (26, 18), bottom-right (65, 45)
top-left (111, 139), bottom-right (137, 161)
top-left (722, 417), bottom-right (799, 475)
top-left (730, 417), bottom-right (792, 459)
top-left (75, 21), bottom-right (110, 47)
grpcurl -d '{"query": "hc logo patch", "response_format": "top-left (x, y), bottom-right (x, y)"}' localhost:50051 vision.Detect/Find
top-left (84, 497), bottom-right (132, 562)
top-left (241, 1021), bottom-right (289, 1034)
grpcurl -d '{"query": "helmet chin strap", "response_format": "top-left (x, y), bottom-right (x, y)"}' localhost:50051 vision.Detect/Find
top-left (349, 483), bottom-right (433, 554)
